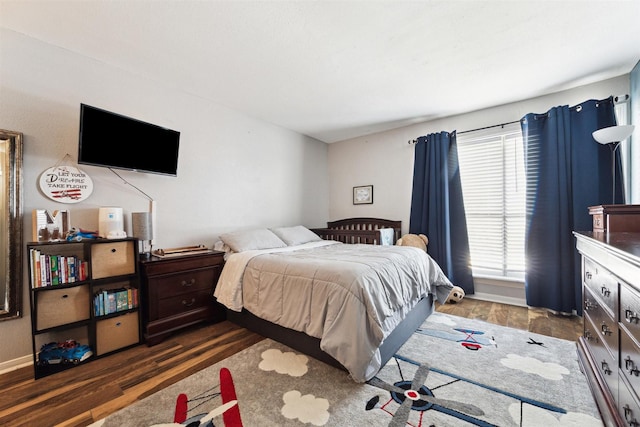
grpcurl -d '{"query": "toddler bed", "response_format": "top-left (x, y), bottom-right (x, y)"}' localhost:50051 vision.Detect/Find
top-left (213, 223), bottom-right (453, 383)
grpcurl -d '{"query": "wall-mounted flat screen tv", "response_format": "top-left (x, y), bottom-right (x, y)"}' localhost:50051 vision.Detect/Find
top-left (78, 104), bottom-right (180, 176)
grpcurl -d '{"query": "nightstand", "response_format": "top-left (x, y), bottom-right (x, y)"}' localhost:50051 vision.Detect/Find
top-left (139, 251), bottom-right (226, 345)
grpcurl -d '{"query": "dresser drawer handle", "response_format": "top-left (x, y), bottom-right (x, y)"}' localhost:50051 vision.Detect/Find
top-left (625, 309), bottom-right (640, 324)
top-left (584, 330), bottom-right (594, 341)
top-left (626, 356), bottom-right (640, 376)
top-left (624, 404), bottom-right (639, 426)
top-left (181, 279), bottom-right (196, 287)
top-left (600, 286), bottom-right (611, 297)
top-left (601, 361), bottom-right (612, 375)
top-left (584, 300), bottom-right (598, 311)
top-left (601, 324), bottom-right (612, 336)
top-left (585, 272), bottom-right (592, 280)
top-left (182, 298), bottom-right (196, 307)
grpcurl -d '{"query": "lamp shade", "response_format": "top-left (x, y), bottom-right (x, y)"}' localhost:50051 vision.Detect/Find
top-left (592, 125), bottom-right (635, 144)
top-left (131, 212), bottom-right (153, 241)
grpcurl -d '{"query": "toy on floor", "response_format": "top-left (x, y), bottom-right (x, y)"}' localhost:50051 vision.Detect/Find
top-left (445, 286), bottom-right (465, 304)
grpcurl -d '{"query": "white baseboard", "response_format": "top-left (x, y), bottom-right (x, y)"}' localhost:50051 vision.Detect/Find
top-left (466, 292), bottom-right (527, 308)
top-left (0, 355), bottom-right (32, 376)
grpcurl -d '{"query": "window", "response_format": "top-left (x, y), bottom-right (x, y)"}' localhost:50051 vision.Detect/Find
top-left (457, 123), bottom-right (525, 281)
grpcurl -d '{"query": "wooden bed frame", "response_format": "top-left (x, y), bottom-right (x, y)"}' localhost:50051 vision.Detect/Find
top-left (310, 217), bottom-right (402, 245)
top-left (227, 294), bottom-right (434, 373)
top-left (226, 217), bottom-right (433, 377)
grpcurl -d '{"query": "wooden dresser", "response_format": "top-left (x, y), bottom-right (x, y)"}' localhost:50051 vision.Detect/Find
top-left (140, 251), bottom-right (226, 345)
top-left (574, 231), bottom-right (640, 426)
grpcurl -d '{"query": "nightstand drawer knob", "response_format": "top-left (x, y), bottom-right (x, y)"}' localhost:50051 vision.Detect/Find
top-left (181, 279), bottom-right (196, 287)
top-left (182, 298), bottom-right (196, 307)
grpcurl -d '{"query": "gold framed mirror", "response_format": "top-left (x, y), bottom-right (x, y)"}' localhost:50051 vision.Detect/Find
top-left (0, 129), bottom-right (23, 321)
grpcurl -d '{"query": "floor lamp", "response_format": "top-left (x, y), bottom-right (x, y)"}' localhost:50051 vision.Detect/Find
top-left (592, 124), bottom-right (635, 204)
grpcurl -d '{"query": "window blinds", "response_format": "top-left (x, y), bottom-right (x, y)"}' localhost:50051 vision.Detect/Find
top-left (457, 123), bottom-right (525, 280)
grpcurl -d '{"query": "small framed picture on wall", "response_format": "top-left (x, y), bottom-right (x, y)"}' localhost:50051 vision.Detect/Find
top-left (353, 185), bottom-right (373, 205)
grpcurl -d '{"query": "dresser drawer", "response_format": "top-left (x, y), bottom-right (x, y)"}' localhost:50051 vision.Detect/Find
top-left (584, 314), bottom-right (619, 396)
top-left (621, 284), bottom-right (640, 342)
top-left (621, 328), bottom-right (640, 392)
top-left (150, 267), bottom-right (215, 299)
top-left (584, 257), bottom-right (619, 316)
top-left (619, 374), bottom-right (640, 426)
top-left (91, 241), bottom-right (136, 279)
top-left (584, 286), bottom-right (619, 360)
top-left (36, 285), bottom-right (91, 330)
top-left (157, 290), bottom-right (213, 318)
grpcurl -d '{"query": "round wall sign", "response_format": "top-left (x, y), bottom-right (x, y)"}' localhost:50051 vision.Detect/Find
top-left (39, 166), bottom-right (94, 203)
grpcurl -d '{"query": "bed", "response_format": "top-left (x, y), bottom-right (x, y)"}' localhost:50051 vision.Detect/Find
top-left (213, 223), bottom-right (453, 383)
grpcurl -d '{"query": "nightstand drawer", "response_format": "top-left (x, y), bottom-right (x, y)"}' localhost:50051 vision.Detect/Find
top-left (157, 290), bottom-right (213, 318)
top-left (91, 241), bottom-right (136, 279)
top-left (36, 285), bottom-right (91, 330)
top-left (95, 311), bottom-right (140, 355)
top-left (150, 267), bottom-right (215, 298)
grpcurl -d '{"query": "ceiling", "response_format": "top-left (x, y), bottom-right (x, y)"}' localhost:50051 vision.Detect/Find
top-left (2, 1), bottom-right (639, 143)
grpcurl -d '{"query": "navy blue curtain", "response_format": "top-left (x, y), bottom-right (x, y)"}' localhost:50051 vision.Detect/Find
top-left (409, 131), bottom-right (474, 294)
top-left (521, 97), bottom-right (618, 314)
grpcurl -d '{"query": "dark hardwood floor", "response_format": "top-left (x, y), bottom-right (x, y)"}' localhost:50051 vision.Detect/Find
top-left (0, 298), bottom-right (583, 426)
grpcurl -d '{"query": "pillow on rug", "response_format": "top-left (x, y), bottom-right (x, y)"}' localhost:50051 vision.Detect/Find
top-left (219, 228), bottom-right (287, 252)
top-left (270, 225), bottom-right (323, 246)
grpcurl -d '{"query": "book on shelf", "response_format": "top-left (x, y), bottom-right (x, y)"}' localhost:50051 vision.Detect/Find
top-left (93, 287), bottom-right (138, 316)
top-left (29, 248), bottom-right (87, 288)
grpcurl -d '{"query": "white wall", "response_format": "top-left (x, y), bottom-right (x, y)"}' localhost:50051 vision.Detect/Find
top-left (0, 29), bottom-right (329, 364)
top-left (328, 75), bottom-right (631, 235)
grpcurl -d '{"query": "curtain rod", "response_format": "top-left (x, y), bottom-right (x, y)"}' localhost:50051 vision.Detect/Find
top-left (408, 120), bottom-right (520, 144)
top-left (408, 93), bottom-right (629, 144)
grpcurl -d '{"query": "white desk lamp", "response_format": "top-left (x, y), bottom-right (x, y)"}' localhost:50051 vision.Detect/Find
top-left (592, 125), bottom-right (635, 204)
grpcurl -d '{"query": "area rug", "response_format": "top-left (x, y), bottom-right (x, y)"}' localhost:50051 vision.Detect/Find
top-left (92, 313), bottom-right (603, 426)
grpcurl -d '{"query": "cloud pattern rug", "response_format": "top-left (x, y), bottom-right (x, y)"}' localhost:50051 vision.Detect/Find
top-left (93, 312), bottom-right (603, 426)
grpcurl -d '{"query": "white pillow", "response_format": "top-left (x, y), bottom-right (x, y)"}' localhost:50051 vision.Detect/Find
top-left (270, 225), bottom-right (323, 246)
top-left (219, 228), bottom-right (287, 252)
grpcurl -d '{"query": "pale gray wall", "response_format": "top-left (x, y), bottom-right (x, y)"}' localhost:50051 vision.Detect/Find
top-left (0, 28), bottom-right (329, 365)
top-left (328, 75), bottom-right (631, 234)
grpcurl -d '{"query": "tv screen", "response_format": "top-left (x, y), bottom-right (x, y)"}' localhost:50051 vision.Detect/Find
top-left (78, 104), bottom-right (180, 176)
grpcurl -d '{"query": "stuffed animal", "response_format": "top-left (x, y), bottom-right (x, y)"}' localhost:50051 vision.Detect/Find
top-left (446, 286), bottom-right (466, 304)
top-left (395, 234), bottom-right (429, 252)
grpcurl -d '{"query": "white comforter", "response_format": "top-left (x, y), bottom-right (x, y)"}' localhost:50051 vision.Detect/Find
top-left (214, 241), bottom-right (453, 382)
